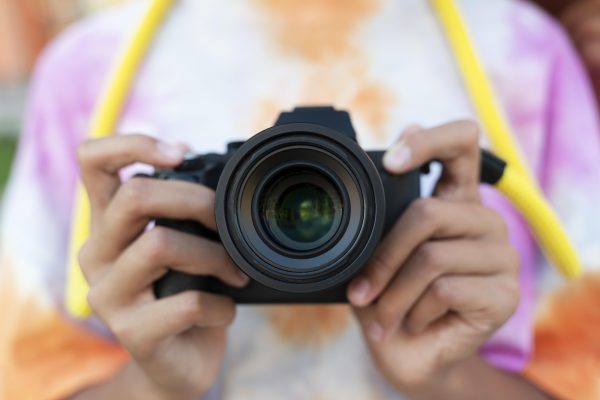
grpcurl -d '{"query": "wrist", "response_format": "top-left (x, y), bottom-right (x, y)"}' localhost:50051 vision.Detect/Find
top-left (73, 361), bottom-right (208, 400)
top-left (399, 357), bottom-right (476, 400)
top-left (400, 356), bottom-right (552, 400)
top-left (122, 362), bottom-right (205, 400)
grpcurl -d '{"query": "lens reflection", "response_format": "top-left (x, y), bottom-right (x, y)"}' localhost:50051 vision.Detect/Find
top-left (261, 175), bottom-right (343, 252)
top-left (274, 184), bottom-right (335, 243)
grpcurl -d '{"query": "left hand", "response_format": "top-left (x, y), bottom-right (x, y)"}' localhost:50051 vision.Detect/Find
top-left (347, 121), bottom-right (520, 396)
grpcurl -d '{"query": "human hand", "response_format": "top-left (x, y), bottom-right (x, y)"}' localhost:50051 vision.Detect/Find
top-left (562, 0), bottom-right (600, 73)
top-left (76, 135), bottom-right (249, 400)
top-left (347, 122), bottom-right (520, 396)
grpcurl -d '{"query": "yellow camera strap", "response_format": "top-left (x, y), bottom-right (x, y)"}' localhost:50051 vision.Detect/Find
top-left (66, 0), bottom-right (174, 318)
top-left (66, 0), bottom-right (581, 318)
top-left (430, 0), bottom-right (581, 279)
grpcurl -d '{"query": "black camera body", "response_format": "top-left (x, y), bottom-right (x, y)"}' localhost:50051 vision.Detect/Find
top-left (152, 107), bottom-right (421, 303)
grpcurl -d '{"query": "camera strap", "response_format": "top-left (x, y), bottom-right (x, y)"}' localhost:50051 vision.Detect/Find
top-left (66, 0), bottom-right (581, 318)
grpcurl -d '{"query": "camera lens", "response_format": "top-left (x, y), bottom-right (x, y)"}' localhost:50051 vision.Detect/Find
top-left (216, 126), bottom-right (387, 293)
top-left (261, 173), bottom-right (343, 252)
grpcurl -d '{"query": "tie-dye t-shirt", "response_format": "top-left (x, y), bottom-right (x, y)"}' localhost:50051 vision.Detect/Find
top-left (1, 0), bottom-right (600, 399)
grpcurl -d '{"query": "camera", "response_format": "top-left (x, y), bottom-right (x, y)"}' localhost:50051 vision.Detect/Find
top-left (151, 107), bottom-right (421, 303)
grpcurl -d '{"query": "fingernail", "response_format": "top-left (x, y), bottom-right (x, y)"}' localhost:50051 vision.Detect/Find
top-left (156, 141), bottom-right (186, 162)
top-left (236, 269), bottom-right (250, 286)
top-left (349, 278), bottom-right (371, 305)
top-left (369, 322), bottom-right (385, 342)
top-left (383, 140), bottom-right (411, 172)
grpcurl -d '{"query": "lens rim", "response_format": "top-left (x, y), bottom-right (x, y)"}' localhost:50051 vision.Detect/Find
top-left (215, 123), bottom-right (385, 294)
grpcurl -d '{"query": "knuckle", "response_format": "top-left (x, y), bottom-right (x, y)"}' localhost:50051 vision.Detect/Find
top-left (368, 252), bottom-right (397, 286)
top-left (78, 241), bottom-right (96, 275)
top-left (398, 371), bottom-right (430, 390)
top-left (86, 288), bottom-right (100, 311)
top-left (178, 292), bottom-right (204, 323)
top-left (404, 316), bottom-right (421, 336)
top-left (413, 243), bottom-right (444, 276)
top-left (376, 300), bottom-right (399, 329)
top-left (192, 186), bottom-right (216, 219)
top-left (109, 315), bottom-right (136, 347)
top-left (143, 227), bottom-right (172, 262)
top-left (457, 120), bottom-right (480, 148)
top-left (115, 179), bottom-right (149, 214)
top-left (410, 198), bottom-right (440, 226)
top-left (76, 139), bottom-right (96, 167)
top-left (220, 298), bottom-right (237, 326)
top-left (492, 278), bottom-right (520, 327)
top-left (430, 278), bottom-right (453, 305)
top-left (198, 186), bottom-right (216, 208)
top-left (86, 286), bottom-right (106, 315)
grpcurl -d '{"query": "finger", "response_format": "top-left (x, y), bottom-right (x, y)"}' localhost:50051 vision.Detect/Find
top-left (568, 15), bottom-right (600, 71)
top-left (347, 199), bottom-right (507, 306)
top-left (570, 14), bottom-right (600, 43)
top-left (104, 227), bottom-right (248, 302)
top-left (111, 291), bottom-right (235, 358)
top-left (77, 134), bottom-right (187, 224)
top-left (581, 39), bottom-right (600, 72)
top-left (562, 1), bottom-right (600, 32)
top-left (373, 240), bottom-right (519, 335)
top-left (93, 178), bottom-right (217, 264)
top-left (406, 275), bottom-right (519, 337)
top-left (352, 304), bottom-right (404, 344)
top-left (352, 304), bottom-right (377, 339)
top-left (383, 120), bottom-right (481, 202)
top-left (404, 281), bottom-right (449, 335)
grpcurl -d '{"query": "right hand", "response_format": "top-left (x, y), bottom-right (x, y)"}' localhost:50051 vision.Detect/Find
top-left (562, 0), bottom-right (600, 73)
top-left (77, 134), bottom-right (249, 400)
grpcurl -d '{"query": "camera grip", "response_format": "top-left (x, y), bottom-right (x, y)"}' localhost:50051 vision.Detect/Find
top-left (366, 151), bottom-right (421, 235)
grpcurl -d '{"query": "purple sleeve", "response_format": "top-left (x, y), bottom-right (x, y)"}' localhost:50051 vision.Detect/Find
top-left (539, 18), bottom-right (600, 267)
top-left (478, 6), bottom-right (600, 373)
top-left (1, 18), bottom-right (117, 306)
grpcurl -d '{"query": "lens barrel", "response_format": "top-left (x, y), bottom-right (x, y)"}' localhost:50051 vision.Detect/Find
top-left (215, 123), bottom-right (385, 293)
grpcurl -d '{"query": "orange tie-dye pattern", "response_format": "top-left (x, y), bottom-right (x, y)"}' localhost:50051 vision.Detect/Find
top-left (0, 260), bottom-right (128, 400)
top-left (524, 272), bottom-right (600, 400)
top-left (252, 0), bottom-right (397, 141)
top-left (253, 0), bottom-right (379, 62)
top-left (267, 305), bottom-right (351, 347)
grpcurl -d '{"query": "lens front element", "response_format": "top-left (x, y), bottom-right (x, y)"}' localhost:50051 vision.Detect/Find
top-left (262, 175), bottom-right (343, 252)
top-left (216, 127), bottom-right (386, 293)
top-left (276, 184), bottom-right (334, 243)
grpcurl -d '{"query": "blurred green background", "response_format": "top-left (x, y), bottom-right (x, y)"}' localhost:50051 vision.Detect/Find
top-left (0, 135), bottom-right (17, 194)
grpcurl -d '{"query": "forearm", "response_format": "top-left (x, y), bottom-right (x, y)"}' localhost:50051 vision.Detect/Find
top-left (532, 0), bottom-right (571, 15)
top-left (71, 362), bottom-right (202, 400)
top-left (405, 356), bottom-right (552, 400)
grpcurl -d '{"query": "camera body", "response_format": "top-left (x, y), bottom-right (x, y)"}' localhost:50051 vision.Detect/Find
top-left (152, 107), bottom-right (421, 303)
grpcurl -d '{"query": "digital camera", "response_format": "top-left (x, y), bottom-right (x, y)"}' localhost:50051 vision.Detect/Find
top-left (151, 107), bottom-right (421, 303)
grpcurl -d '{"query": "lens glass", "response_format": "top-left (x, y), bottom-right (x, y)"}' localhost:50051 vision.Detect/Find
top-left (275, 183), bottom-right (334, 243)
top-left (261, 173), bottom-right (343, 252)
